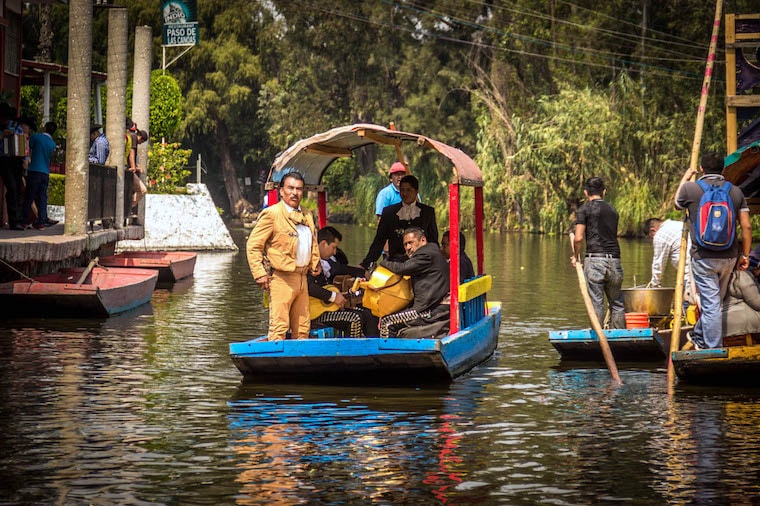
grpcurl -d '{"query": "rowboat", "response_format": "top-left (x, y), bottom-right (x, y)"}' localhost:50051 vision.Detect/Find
top-left (0, 267), bottom-right (158, 317)
top-left (549, 326), bottom-right (690, 362)
top-left (672, 345), bottom-right (760, 386)
top-left (230, 124), bottom-right (502, 383)
top-left (99, 251), bottom-right (197, 283)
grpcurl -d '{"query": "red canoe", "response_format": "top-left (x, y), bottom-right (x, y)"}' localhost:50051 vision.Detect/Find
top-left (99, 251), bottom-right (197, 283)
top-left (0, 267), bottom-right (158, 317)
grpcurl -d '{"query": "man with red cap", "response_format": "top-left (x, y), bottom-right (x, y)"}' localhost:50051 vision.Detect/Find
top-left (374, 161), bottom-right (407, 220)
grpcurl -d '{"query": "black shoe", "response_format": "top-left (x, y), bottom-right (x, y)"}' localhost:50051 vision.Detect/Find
top-left (11, 224), bottom-right (25, 231)
top-left (44, 218), bottom-right (59, 226)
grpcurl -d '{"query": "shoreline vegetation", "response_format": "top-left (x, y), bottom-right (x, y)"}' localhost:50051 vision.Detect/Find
top-left (20, 1), bottom-right (759, 238)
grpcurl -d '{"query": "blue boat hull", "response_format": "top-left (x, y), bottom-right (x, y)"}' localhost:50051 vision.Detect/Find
top-left (549, 327), bottom-right (687, 362)
top-left (230, 303), bottom-right (501, 384)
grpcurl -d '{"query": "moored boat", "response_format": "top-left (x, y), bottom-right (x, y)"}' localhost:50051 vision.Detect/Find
top-left (99, 251), bottom-right (197, 283)
top-left (229, 124), bottom-right (502, 384)
top-left (0, 267), bottom-right (158, 317)
top-left (549, 326), bottom-right (690, 362)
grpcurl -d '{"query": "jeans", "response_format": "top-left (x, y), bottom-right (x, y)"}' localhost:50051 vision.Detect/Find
top-left (22, 171), bottom-right (49, 225)
top-left (583, 257), bottom-right (626, 329)
top-left (691, 256), bottom-right (735, 348)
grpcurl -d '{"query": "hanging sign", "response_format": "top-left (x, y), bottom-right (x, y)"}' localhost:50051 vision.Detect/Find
top-left (162, 0), bottom-right (199, 46)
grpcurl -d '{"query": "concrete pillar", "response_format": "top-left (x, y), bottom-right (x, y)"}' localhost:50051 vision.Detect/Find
top-left (132, 26), bottom-right (152, 225)
top-left (63, 0), bottom-right (92, 235)
top-left (105, 8), bottom-right (128, 229)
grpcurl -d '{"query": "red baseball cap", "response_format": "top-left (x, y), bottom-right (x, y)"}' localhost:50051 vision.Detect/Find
top-left (389, 162), bottom-right (407, 175)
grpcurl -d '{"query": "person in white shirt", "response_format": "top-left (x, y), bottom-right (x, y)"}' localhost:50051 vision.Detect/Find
top-left (644, 218), bottom-right (694, 304)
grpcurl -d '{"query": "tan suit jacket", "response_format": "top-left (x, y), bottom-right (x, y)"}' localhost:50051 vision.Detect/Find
top-left (246, 201), bottom-right (319, 280)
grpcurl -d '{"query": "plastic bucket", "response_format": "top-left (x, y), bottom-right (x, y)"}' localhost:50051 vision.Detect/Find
top-left (625, 312), bottom-right (649, 329)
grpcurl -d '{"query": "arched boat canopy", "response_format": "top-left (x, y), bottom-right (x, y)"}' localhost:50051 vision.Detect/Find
top-left (267, 123), bottom-right (484, 187)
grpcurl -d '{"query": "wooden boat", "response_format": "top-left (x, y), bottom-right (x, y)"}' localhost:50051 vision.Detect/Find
top-left (0, 267), bottom-right (158, 317)
top-left (230, 124), bottom-right (502, 383)
top-left (549, 326), bottom-right (690, 362)
top-left (672, 345), bottom-right (760, 386)
top-left (99, 251), bottom-right (197, 283)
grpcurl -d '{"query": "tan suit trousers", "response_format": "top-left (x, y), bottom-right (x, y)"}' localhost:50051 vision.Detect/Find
top-left (268, 267), bottom-right (310, 340)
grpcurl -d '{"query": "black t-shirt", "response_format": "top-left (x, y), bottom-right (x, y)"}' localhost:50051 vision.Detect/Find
top-left (576, 199), bottom-right (620, 256)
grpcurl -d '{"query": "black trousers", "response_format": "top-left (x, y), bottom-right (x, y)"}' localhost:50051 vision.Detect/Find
top-left (0, 157), bottom-right (23, 227)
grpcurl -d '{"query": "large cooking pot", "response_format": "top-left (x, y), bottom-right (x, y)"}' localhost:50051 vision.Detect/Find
top-left (622, 287), bottom-right (674, 316)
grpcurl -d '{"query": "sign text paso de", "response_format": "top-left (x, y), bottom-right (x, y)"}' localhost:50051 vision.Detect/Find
top-left (163, 22), bottom-right (199, 46)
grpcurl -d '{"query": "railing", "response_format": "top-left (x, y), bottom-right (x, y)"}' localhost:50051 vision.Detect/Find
top-left (86, 163), bottom-right (133, 230)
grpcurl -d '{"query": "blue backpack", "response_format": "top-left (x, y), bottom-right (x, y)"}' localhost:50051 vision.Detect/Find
top-left (693, 179), bottom-right (735, 251)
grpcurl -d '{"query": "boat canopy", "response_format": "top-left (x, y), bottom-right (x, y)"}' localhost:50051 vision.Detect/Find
top-left (267, 123), bottom-right (484, 187)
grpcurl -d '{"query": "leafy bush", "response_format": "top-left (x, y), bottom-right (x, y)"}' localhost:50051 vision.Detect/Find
top-left (147, 142), bottom-right (192, 194)
top-left (48, 174), bottom-right (65, 206)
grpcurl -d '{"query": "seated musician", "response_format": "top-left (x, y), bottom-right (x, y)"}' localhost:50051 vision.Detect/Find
top-left (441, 230), bottom-right (475, 282)
top-left (722, 248), bottom-right (760, 339)
top-left (308, 227), bottom-right (377, 337)
top-left (377, 227), bottom-right (450, 338)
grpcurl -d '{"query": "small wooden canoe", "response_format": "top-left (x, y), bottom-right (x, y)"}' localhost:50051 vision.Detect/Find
top-left (549, 327), bottom-right (690, 362)
top-left (99, 251), bottom-right (197, 283)
top-left (672, 345), bottom-right (760, 385)
top-left (0, 267), bottom-right (158, 317)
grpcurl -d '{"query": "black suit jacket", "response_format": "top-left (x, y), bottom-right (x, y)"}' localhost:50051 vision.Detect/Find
top-left (362, 202), bottom-right (438, 267)
top-left (380, 242), bottom-right (449, 313)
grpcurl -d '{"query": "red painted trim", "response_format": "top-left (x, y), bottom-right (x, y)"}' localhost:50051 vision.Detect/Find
top-left (474, 187), bottom-right (484, 275)
top-left (449, 183), bottom-right (460, 334)
top-left (317, 191), bottom-right (327, 229)
top-left (265, 189), bottom-right (279, 208)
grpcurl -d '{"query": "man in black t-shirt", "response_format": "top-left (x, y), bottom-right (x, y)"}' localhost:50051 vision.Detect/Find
top-left (571, 177), bottom-right (625, 329)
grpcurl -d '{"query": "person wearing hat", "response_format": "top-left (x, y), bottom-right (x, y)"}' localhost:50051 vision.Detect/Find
top-left (88, 124), bottom-right (109, 165)
top-left (374, 161), bottom-right (407, 220)
top-left (22, 121), bottom-right (58, 229)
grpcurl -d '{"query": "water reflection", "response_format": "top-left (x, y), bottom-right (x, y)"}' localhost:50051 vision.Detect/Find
top-left (4, 227), bottom-right (760, 503)
top-left (657, 390), bottom-right (760, 504)
top-left (228, 382), bottom-right (485, 504)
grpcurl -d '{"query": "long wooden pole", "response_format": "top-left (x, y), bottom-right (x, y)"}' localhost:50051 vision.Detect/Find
top-left (76, 257), bottom-right (99, 285)
top-left (668, 0), bottom-right (722, 388)
top-left (570, 234), bottom-right (622, 385)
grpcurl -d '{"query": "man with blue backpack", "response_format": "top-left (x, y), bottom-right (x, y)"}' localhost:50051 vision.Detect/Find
top-left (675, 152), bottom-right (752, 349)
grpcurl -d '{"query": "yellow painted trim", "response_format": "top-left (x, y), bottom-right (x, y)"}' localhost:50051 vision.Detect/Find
top-left (458, 275), bottom-right (492, 302)
top-left (727, 345), bottom-right (760, 360)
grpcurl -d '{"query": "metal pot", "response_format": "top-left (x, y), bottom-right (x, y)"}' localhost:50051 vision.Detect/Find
top-left (622, 287), bottom-right (674, 316)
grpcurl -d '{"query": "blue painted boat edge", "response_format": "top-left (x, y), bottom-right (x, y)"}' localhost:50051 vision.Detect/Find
top-left (440, 303), bottom-right (501, 378)
top-left (548, 328), bottom-right (656, 342)
top-left (671, 348), bottom-right (729, 360)
top-left (229, 302), bottom-right (502, 380)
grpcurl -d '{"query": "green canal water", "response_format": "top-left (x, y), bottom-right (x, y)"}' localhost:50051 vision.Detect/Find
top-left (1, 225), bottom-right (759, 504)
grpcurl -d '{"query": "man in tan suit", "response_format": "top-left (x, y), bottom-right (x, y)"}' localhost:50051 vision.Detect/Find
top-left (247, 171), bottom-right (321, 340)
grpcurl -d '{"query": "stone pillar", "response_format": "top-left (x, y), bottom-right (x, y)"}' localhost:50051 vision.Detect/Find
top-left (63, 0), bottom-right (92, 235)
top-left (105, 8), bottom-right (128, 229)
top-left (132, 26), bottom-right (152, 225)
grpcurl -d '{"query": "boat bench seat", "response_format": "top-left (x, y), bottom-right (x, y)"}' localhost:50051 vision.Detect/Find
top-left (459, 275), bottom-right (492, 329)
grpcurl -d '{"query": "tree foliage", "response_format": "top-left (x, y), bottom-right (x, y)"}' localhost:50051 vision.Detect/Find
top-left (22, 0), bottom-right (760, 229)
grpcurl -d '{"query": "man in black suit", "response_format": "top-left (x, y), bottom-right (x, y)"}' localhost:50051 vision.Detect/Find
top-left (377, 227), bottom-right (450, 338)
top-left (361, 175), bottom-right (438, 267)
